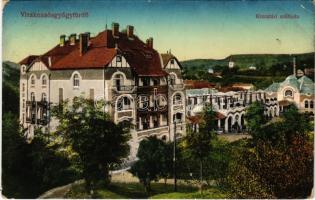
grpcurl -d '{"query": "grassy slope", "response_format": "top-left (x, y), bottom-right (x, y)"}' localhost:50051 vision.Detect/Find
top-left (65, 182), bottom-right (227, 199)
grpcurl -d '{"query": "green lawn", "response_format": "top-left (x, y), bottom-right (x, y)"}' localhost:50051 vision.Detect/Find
top-left (65, 181), bottom-right (228, 199)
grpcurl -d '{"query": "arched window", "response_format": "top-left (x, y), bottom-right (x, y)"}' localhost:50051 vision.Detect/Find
top-left (73, 74), bottom-right (80, 87)
top-left (173, 94), bottom-right (182, 105)
top-left (113, 74), bottom-right (124, 91)
top-left (30, 92), bottom-right (35, 101)
top-left (30, 75), bottom-right (35, 87)
top-left (284, 90), bottom-right (293, 97)
top-left (41, 93), bottom-right (47, 101)
top-left (169, 74), bottom-right (176, 85)
top-left (310, 101), bottom-right (314, 109)
top-left (42, 75), bottom-right (47, 87)
top-left (117, 96), bottom-right (131, 111)
top-left (305, 100), bottom-right (309, 108)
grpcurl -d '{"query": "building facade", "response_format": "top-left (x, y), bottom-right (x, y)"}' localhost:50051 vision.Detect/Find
top-left (186, 88), bottom-right (279, 133)
top-left (19, 23), bottom-right (185, 159)
top-left (265, 75), bottom-right (315, 114)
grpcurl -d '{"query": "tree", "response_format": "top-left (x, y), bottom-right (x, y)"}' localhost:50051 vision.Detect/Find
top-left (244, 101), bottom-right (266, 140)
top-left (130, 136), bottom-right (172, 193)
top-left (227, 104), bottom-right (313, 198)
top-left (2, 112), bottom-right (79, 198)
top-left (182, 106), bottom-right (216, 195)
top-left (51, 97), bottom-right (131, 193)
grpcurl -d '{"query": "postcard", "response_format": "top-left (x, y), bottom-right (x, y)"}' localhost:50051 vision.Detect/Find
top-left (2, 0), bottom-right (314, 199)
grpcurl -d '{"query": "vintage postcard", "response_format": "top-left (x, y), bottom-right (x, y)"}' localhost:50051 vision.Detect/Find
top-left (1, 0), bottom-right (314, 199)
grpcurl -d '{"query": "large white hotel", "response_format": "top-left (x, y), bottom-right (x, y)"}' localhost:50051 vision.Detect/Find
top-left (19, 23), bottom-right (185, 159)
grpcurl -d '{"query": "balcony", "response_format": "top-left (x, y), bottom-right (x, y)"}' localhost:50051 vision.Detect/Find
top-left (137, 85), bottom-right (167, 94)
top-left (170, 84), bottom-right (185, 90)
top-left (112, 85), bottom-right (136, 93)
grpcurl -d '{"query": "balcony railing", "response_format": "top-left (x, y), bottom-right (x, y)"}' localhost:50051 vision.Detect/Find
top-left (112, 85), bottom-right (135, 93)
top-left (137, 85), bottom-right (168, 93)
top-left (170, 84), bottom-right (184, 90)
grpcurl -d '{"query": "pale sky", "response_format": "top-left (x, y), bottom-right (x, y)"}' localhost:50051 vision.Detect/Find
top-left (3, 0), bottom-right (314, 62)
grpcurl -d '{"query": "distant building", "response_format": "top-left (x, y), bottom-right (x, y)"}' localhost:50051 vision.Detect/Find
top-left (186, 88), bottom-right (278, 133)
top-left (231, 83), bottom-right (254, 91)
top-left (265, 75), bottom-right (314, 114)
top-left (228, 57), bottom-right (235, 69)
top-left (249, 65), bottom-right (256, 70)
top-left (208, 68), bottom-right (214, 74)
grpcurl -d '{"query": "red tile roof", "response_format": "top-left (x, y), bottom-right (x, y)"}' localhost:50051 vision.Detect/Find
top-left (187, 112), bottom-right (226, 124)
top-left (21, 30), bottom-right (168, 76)
top-left (19, 55), bottom-right (39, 65)
top-left (184, 80), bottom-right (216, 89)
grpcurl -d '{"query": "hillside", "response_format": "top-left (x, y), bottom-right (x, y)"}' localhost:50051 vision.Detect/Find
top-left (2, 61), bottom-right (20, 114)
top-left (181, 52), bottom-right (314, 71)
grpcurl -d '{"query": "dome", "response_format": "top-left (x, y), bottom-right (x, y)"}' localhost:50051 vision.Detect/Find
top-left (285, 75), bottom-right (298, 81)
top-left (281, 75), bottom-right (299, 90)
top-left (298, 76), bottom-right (313, 85)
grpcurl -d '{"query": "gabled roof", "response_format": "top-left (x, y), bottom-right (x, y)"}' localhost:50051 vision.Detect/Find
top-left (160, 53), bottom-right (182, 69)
top-left (20, 29), bottom-right (168, 77)
top-left (19, 55), bottom-right (39, 66)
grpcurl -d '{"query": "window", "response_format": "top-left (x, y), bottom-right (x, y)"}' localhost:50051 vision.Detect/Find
top-left (305, 100), bottom-right (309, 108)
top-left (116, 55), bottom-right (122, 62)
top-left (22, 66), bottom-right (26, 73)
top-left (41, 93), bottom-right (47, 101)
top-left (169, 74), bottom-right (176, 85)
top-left (113, 73), bottom-right (124, 90)
top-left (73, 74), bottom-right (80, 87)
top-left (30, 92), bottom-right (35, 101)
top-left (59, 88), bottom-right (63, 103)
top-left (174, 113), bottom-right (182, 123)
top-left (173, 94), bottom-right (182, 105)
top-left (117, 96), bottom-right (131, 111)
top-left (23, 99), bottom-right (25, 108)
top-left (284, 90), bottom-right (293, 97)
top-left (153, 78), bottom-right (160, 86)
top-left (170, 59), bottom-right (174, 64)
top-left (42, 75), bottom-right (47, 87)
top-left (142, 77), bottom-right (150, 86)
top-left (310, 101), bottom-right (314, 109)
top-left (22, 83), bottom-right (25, 92)
top-left (90, 89), bottom-right (94, 100)
top-left (30, 75), bottom-right (35, 87)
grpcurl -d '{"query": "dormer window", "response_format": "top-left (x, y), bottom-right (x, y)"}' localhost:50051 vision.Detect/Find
top-left (73, 74), bottom-right (80, 88)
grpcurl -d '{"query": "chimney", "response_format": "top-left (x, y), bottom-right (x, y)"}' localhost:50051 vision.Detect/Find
top-left (79, 33), bottom-right (89, 56)
top-left (60, 35), bottom-right (66, 46)
top-left (112, 22), bottom-right (119, 37)
top-left (69, 34), bottom-right (77, 45)
top-left (127, 25), bottom-right (134, 38)
top-left (146, 37), bottom-right (153, 49)
top-left (293, 56), bottom-right (296, 76)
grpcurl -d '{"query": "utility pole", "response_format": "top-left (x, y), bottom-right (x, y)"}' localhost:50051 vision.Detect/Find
top-left (173, 120), bottom-right (177, 192)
